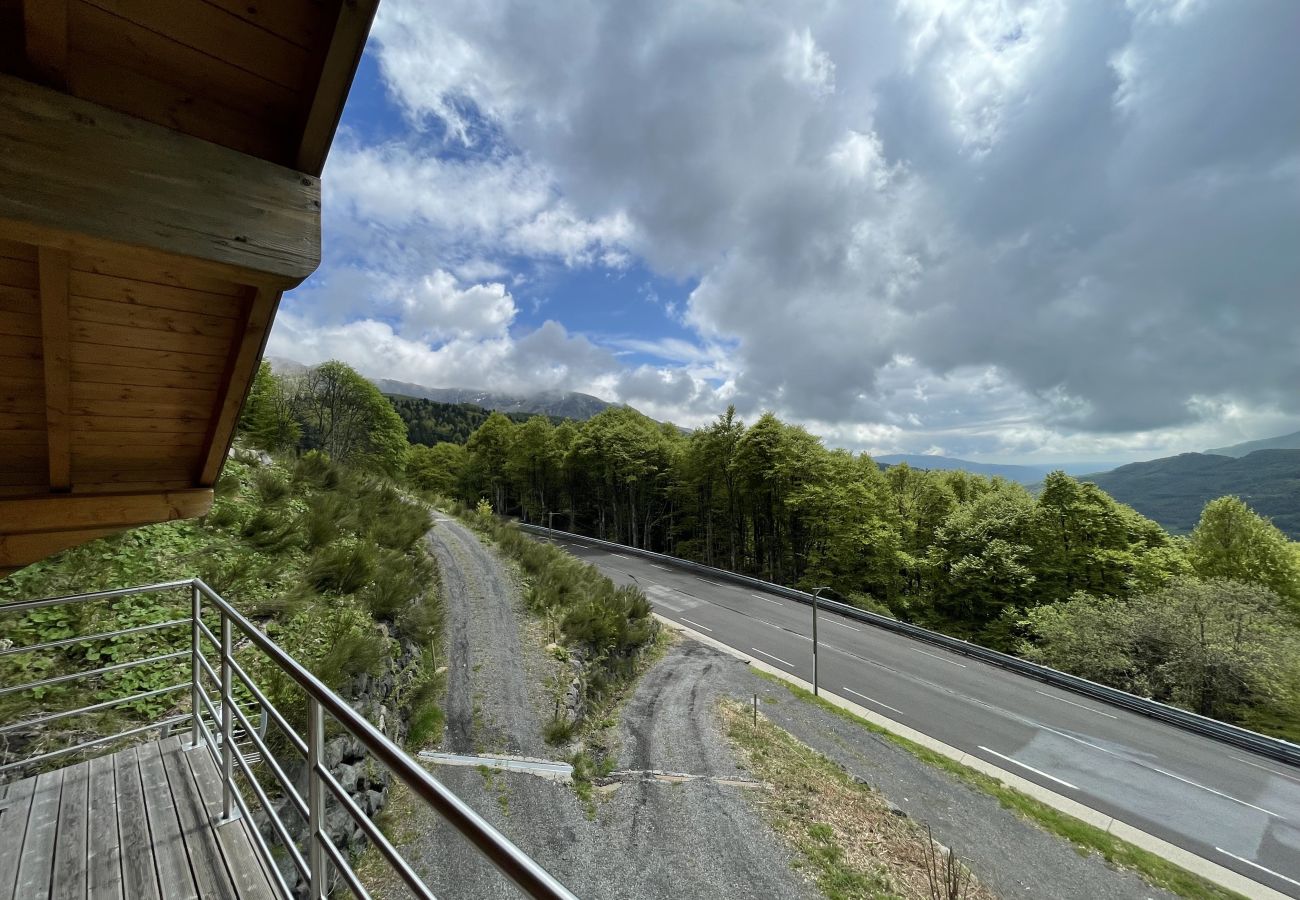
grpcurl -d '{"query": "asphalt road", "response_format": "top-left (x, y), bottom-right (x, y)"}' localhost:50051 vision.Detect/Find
top-left (540, 534), bottom-right (1300, 898)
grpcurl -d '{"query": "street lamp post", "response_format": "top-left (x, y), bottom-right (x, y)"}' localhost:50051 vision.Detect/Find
top-left (810, 586), bottom-right (831, 697)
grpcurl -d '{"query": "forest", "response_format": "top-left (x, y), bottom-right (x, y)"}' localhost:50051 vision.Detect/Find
top-left (243, 361), bottom-right (1300, 740)
top-left (387, 394), bottom-right (566, 446)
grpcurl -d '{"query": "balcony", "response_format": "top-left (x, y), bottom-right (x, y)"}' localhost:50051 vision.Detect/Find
top-left (0, 579), bottom-right (577, 899)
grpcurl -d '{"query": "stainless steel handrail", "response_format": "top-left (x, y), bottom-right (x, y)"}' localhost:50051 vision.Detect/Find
top-left (0, 579), bottom-right (579, 899)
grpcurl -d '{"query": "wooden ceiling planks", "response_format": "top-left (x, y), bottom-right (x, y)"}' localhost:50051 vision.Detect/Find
top-left (0, 0), bottom-right (379, 576)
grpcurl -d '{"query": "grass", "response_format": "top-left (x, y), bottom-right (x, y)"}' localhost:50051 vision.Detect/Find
top-left (754, 672), bottom-right (1247, 900)
top-left (721, 699), bottom-right (994, 900)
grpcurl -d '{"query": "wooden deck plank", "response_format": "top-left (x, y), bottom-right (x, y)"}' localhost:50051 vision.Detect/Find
top-left (113, 746), bottom-right (161, 900)
top-left (136, 740), bottom-right (198, 900)
top-left (184, 748), bottom-right (278, 900)
top-left (52, 759), bottom-right (90, 900)
top-left (14, 768), bottom-right (64, 899)
top-left (87, 754), bottom-right (123, 900)
top-left (159, 742), bottom-right (238, 900)
top-left (0, 778), bottom-right (37, 900)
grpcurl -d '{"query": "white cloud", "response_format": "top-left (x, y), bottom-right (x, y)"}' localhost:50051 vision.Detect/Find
top-left (279, 0), bottom-right (1300, 463)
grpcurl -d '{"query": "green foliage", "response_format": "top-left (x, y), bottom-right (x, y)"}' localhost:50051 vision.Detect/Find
top-left (387, 394), bottom-right (565, 446)
top-left (239, 360), bottom-right (300, 452)
top-left (1023, 578), bottom-right (1300, 721)
top-left (406, 442), bottom-right (469, 497)
top-left (1, 451), bottom-right (445, 762)
top-left (1188, 496), bottom-right (1300, 613)
top-left (287, 361), bottom-right (410, 475)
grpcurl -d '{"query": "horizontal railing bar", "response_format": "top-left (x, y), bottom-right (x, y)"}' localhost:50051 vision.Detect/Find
top-left (227, 654), bottom-right (308, 757)
top-left (0, 618), bottom-right (190, 658)
top-left (231, 740), bottom-right (310, 880)
top-left (0, 649), bottom-right (189, 698)
top-left (320, 832), bottom-right (375, 900)
top-left (229, 774), bottom-right (298, 900)
top-left (196, 651), bottom-right (221, 690)
top-left (0, 682), bottom-right (189, 734)
top-left (227, 693), bottom-right (309, 821)
top-left (194, 578), bottom-right (578, 899)
top-left (198, 689), bottom-right (222, 742)
top-left (523, 524), bottom-right (1300, 769)
top-left (320, 765), bottom-right (437, 900)
top-left (0, 580), bottom-right (192, 614)
top-left (0, 712), bottom-right (191, 774)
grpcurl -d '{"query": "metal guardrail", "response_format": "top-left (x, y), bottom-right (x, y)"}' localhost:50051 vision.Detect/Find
top-left (521, 523), bottom-right (1300, 769)
top-left (0, 579), bottom-right (580, 900)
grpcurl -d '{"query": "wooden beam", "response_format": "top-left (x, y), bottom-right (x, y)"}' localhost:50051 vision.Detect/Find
top-left (296, 0), bottom-right (381, 175)
top-left (23, 0), bottom-right (68, 88)
top-left (38, 247), bottom-right (71, 490)
top-left (198, 287), bottom-right (280, 485)
top-left (0, 74), bottom-right (320, 286)
top-left (0, 489), bottom-right (213, 533)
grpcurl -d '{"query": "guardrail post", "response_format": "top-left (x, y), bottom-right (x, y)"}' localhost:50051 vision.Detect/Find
top-left (220, 610), bottom-right (238, 821)
top-left (307, 696), bottom-right (326, 900)
top-left (189, 582), bottom-right (201, 750)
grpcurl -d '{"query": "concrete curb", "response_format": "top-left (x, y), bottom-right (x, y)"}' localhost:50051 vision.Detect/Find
top-left (654, 613), bottom-right (1288, 900)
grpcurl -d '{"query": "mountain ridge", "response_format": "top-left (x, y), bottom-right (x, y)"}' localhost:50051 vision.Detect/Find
top-left (1082, 449), bottom-right (1300, 538)
top-left (874, 454), bottom-right (1108, 485)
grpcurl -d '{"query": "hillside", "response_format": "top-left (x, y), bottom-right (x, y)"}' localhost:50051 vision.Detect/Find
top-left (387, 395), bottom-right (567, 446)
top-left (874, 454), bottom-right (1106, 485)
top-left (373, 379), bottom-right (615, 420)
top-left (1083, 449), bottom-right (1300, 537)
top-left (1206, 429), bottom-right (1300, 458)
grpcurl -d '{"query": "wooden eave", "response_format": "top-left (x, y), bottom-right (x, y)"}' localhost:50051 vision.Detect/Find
top-left (0, 0), bottom-right (379, 577)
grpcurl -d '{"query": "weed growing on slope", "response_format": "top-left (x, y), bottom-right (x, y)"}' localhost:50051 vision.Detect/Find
top-left (721, 699), bottom-right (994, 900)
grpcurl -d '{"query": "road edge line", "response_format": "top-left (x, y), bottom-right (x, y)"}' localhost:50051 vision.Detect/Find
top-left (653, 613), bottom-right (1289, 900)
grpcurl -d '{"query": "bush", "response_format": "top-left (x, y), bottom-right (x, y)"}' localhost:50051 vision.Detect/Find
top-left (240, 510), bottom-right (300, 553)
top-left (307, 542), bottom-right (377, 594)
top-left (254, 468), bottom-right (291, 505)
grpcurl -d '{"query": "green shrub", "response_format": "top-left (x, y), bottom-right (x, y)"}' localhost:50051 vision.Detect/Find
top-left (307, 542), bottom-right (377, 594)
top-left (239, 510), bottom-right (299, 553)
top-left (254, 469), bottom-right (291, 505)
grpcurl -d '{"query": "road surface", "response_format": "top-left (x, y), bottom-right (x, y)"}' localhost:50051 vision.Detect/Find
top-left (540, 533), bottom-right (1300, 898)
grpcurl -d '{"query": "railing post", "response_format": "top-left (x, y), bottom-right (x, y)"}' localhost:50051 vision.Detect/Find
top-left (189, 582), bottom-right (201, 750)
top-left (307, 696), bottom-right (326, 900)
top-left (220, 610), bottom-right (238, 821)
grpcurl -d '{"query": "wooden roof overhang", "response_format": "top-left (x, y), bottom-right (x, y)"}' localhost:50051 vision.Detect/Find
top-left (0, 0), bottom-right (380, 577)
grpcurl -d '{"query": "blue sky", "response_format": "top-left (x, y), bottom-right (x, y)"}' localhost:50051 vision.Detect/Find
top-left (268, 0), bottom-right (1300, 464)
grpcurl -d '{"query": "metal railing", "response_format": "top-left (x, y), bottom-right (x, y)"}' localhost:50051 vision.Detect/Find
top-left (521, 523), bottom-right (1300, 769)
top-left (0, 579), bottom-right (579, 900)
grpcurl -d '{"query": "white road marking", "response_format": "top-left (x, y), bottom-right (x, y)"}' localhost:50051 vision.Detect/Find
top-left (755, 618), bottom-right (810, 641)
top-left (1034, 690), bottom-right (1118, 719)
top-left (1215, 848), bottom-right (1300, 888)
top-left (912, 648), bottom-right (967, 668)
top-left (842, 687), bottom-right (902, 714)
top-left (1229, 755), bottom-right (1300, 785)
top-left (1147, 764), bottom-right (1285, 818)
top-left (751, 593), bottom-right (782, 605)
top-left (679, 618), bottom-right (713, 633)
top-left (650, 564), bottom-right (670, 570)
top-left (977, 746), bottom-right (1078, 790)
top-left (698, 578), bottom-right (726, 587)
top-left (828, 620), bottom-right (861, 631)
top-left (611, 553), bottom-right (631, 559)
top-left (752, 647), bottom-right (794, 668)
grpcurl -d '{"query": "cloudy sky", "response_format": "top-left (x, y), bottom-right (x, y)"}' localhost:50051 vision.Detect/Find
top-left (267, 0), bottom-right (1300, 465)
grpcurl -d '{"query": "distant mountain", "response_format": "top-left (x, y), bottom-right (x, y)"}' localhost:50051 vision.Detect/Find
top-left (1083, 450), bottom-right (1300, 537)
top-left (386, 395), bottom-right (567, 446)
top-left (874, 454), bottom-right (1107, 486)
top-left (266, 359), bottom-right (618, 421)
top-left (1205, 429), bottom-right (1300, 458)
top-left (372, 379), bottom-right (616, 421)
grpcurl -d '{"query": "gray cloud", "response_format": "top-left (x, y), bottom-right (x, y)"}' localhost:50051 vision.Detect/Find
top-left (294, 0), bottom-right (1300, 461)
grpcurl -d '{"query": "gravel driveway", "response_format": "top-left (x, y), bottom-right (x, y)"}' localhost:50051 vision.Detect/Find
top-left (398, 518), bottom-right (816, 900)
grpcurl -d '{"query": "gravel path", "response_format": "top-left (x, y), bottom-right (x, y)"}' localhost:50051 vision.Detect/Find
top-left (425, 515), bottom-right (551, 757)
top-left (399, 519), bottom-right (816, 900)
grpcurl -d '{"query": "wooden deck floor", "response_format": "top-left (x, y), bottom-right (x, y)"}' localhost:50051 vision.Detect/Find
top-left (0, 736), bottom-right (279, 900)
